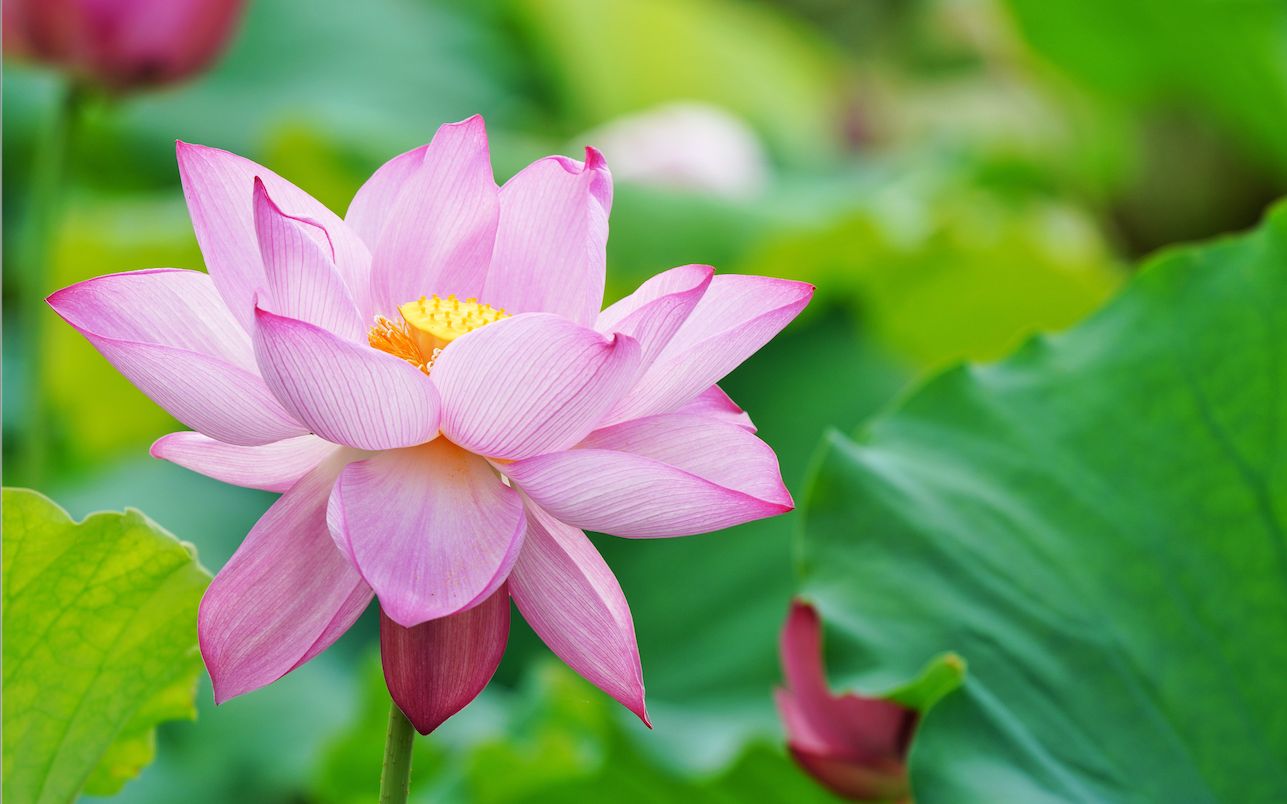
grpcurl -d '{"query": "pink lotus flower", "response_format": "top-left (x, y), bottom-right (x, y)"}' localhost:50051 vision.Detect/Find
top-left (48, 116), bottom-right (812, 733)
top-left (777, 601), bottom-right (916, 801)
top-left (4, 0), bottom-right (246, 93)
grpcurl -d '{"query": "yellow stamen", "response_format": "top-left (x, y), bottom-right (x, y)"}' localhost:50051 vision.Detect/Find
top-left (368, 294), bottom-right (508, 373)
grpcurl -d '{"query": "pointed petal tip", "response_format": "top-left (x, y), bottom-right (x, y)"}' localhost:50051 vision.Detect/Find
top-left (631, 697), bottom-right (653, 729)
top-left (175, 139), bottom-right (222, 161)
top-left (44, 285), bottom-right (68, 309)
top-left (147, 435), bottom-right (168, 461)
top-left (405, 705), bottom-right (444, 736)
top-left (209, 677), bottom-right (234, 706)
top-left (439, 113), bottom-right (488, 141)
top-left (584, 146), bottom-right (608, 171)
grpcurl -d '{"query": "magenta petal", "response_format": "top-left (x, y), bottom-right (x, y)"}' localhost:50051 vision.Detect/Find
top-left (253, 178), bottom-right (364, 341)
top-left (367, 116), bottom-right (499, 314)
top-left (780, 602), bottom-right (913, 759)
top-left (200, 457), bottom-right (372, 703)
top-left (506, 413), bottom-right (792, 538)
top-left (510, 500), bottom-right (649, 724)
top-left (606, 275), bottom-right (813, 424)
top-left (327, 440), bottom-right (525, 626)
top-left (777, 601), bottom-right (915, 801)
top-left (482, 148), bottom-right (612, 326)
top-left (177, 141), bottom-right (373, 327)
top-left (433, 313), bottom-right (642, 460)
top-left (674, 385), bottom-right (756, 432)
top-left (150, 432), bottom-right (338, 492)
top-left (253, 306), bottom-right (441, 451)
top-left (785, 745), bottom-right (912, 802)
top-left (380, 583), bottom-right (510, 734)
top-left (48, 269), bottom-right (307, 445)
top-left (596, 264), bottom-right (712, 371)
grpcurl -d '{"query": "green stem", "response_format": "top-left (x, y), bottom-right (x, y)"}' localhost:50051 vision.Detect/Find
top-left (379, 701), bottom-right (416, 804)
top-left (13, 81), bottom-right (85, 486)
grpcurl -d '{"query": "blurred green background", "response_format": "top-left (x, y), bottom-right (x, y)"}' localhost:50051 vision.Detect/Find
top-left (4, 0), bottom-right (1285, 800)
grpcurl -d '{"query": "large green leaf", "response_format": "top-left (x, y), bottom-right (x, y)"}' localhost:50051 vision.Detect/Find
top-left (799, 205), bottom-right (1287, 801)
top-left (3, 489), bottom-right (211, 802)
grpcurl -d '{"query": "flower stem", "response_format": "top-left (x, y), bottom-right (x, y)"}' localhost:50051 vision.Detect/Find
top-left (12, 80), bottom-right (85, 485)
top-left (379, 700), bottom-right (415, 804)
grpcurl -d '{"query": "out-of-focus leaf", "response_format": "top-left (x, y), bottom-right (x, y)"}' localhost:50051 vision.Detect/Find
top-left (2, 489), bottom-right (210, 802)
top-left (740, 161), bottom-right (1121, 367)
top-left (610, 157), bottom-right (1120, 370)
top-left (113, 0), bottom-right (525, 179)
top-left (311, 658), bottom-right (446, 804)
top-left (799, 204), bottom-right (1287, 801)
top-left (510, 0), bottom-right (845, 162)
top-left (1003, 0), bottom-right (1287, 178)
top-left (314, 658), bottom-right (835, 804)
top-left (40, 194), bottom-right (197, 474)
top-left (463, 663), bottom-right (838, 804)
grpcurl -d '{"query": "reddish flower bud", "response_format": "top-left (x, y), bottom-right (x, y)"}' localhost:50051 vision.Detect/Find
top-left (380, 584), bottom-right (510, 735)
top-left (776, 600), bottom-right (917, 802)
top-left (3, 0), bottom-right (246, 93)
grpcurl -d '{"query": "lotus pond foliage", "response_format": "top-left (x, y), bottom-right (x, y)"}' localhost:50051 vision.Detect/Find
top-left (3, 0), bottom-right (1285, 802)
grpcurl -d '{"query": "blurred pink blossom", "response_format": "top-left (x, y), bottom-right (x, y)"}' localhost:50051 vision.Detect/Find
top-left (49, 115), bottom-right (812, 733)
top-left (4, 0), bottom-right (246, 92)
top-left (777, 600), bottom-right (917, 801)
top-left (580, 102), bottom-right (770, 199)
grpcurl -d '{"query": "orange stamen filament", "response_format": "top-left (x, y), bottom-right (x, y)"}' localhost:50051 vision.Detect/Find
top-left (368, 294), bottom-right (508, 374)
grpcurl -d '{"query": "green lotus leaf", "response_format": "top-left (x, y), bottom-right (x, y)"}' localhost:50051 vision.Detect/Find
top-left (800, 204), bottom-right (1287, 801)
top-left (3, 489), bottom-right (210, 802)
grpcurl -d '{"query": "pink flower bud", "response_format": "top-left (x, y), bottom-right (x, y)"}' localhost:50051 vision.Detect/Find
top-left (4, 0), bottom-right (246, 93)
top-left (776, 600), bottom-right (917, 801)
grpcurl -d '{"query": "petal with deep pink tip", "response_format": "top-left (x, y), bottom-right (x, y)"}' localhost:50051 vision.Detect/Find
top-left (47, 268), bottom-right (253, 367)
top-left (673, 385), bottom-right (755, 432)
top-left (380, 584), bottom-right (510, 734)
top-left (253, 178), bottom-right (364, 341)
top-left (776, 601), bottom-right (915, 800)
top-left (151, 432), bottom-right (338, 492)
top-left (510, 500), bottom-right (649, 724)
top-left (48, 269), bottom-right (307, 445)
top-left (482, 149), bottom-right (612, 326)
top-left (778, 601), bottom-right (914, 759)
top-left (506, 413), bottom-right (792, 538)
top-left (200, 456), bottom-right (372, 703)
top-left (327, 440), bottom-right (525, 627)
top-left (596, 264), bottom-right (712, 370)
top-left (177, 141), bottom-right (373, 327)
top-left (605, 275), bottom-right (813, 424)
top-left (366, 116), bottom-right (499, 315)
top-left (433, 313), bottom-right (641, 460)
top-left (253, 306), bottom-right (440, 451)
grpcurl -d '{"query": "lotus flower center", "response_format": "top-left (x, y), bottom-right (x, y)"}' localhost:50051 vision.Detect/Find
top-left (368, 294), bottom-right (508, 374)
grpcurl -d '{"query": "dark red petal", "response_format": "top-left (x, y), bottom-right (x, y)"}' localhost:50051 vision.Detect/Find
top-left (782, 600), bottom-right (908, 756)
top-left (788, 745), bottom-right (911, 803)
top-left (379, 583), bottom-right (510, 734)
